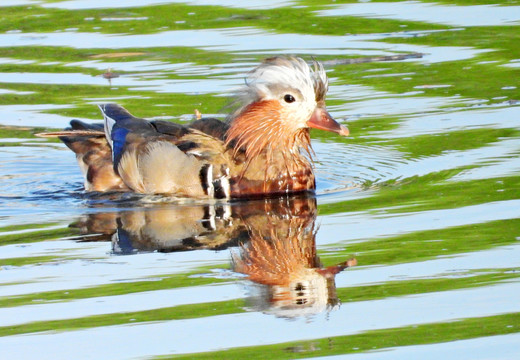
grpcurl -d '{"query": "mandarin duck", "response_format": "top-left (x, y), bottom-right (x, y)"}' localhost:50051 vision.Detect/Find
top-left (39, 57), bottom-right (349, 198)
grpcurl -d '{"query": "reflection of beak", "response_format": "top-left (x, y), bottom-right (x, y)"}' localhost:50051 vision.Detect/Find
top-left (307, 107), bottom-right (349, 136)
top-left (317, 258), bottom-right (357, 278)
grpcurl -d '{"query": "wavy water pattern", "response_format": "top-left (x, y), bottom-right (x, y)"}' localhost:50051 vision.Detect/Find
top-left (0, 1), bottom-right (519, 359)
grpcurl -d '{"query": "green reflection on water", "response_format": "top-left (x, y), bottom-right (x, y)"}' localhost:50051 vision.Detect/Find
top-left (0, 0), bottom-right (519, 358)
top-left (163, 312), bottom-right (520, 360)
top-left (0, 298), bottom-right (245, 337)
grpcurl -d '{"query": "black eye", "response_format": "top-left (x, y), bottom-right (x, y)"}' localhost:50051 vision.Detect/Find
top-left (284, 94), bottom-right (295, 103)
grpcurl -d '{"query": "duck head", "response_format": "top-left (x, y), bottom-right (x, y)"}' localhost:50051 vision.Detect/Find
top-left (226, 57), bottom-right (349, 161)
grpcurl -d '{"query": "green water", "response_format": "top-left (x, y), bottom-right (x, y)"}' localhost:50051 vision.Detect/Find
top-left (0, 1), bottom-right (519, 359)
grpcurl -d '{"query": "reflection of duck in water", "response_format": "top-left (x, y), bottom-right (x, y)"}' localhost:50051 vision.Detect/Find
top-left (72, 195), bottom-right (355, 317)
top-left (72, 202), bottom-right (244, 254)
top-left (72, 195), bottom-right (313, 254)
top-left (232, 206), bottom-right (356, 318)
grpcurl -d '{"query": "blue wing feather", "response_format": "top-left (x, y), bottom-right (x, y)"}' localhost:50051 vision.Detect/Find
top-left (111, 127), bottom-right (130, 165)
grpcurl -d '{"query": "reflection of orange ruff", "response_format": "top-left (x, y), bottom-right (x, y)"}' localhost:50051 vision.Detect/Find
top-left (234, 226), bottom-right (316, 286)
top-left (233, 224), bottom-right (356, 315)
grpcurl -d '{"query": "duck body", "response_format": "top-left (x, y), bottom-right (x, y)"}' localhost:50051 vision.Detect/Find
top-left (43, 57), bottom-right (348, 199)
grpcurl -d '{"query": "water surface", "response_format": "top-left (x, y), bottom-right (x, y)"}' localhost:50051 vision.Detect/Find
top-left (0, 1), bottom-right (519, 359)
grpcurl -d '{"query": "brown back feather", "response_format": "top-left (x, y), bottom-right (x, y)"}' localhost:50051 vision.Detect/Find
top-left (48, 131), bottom-right (128, 192)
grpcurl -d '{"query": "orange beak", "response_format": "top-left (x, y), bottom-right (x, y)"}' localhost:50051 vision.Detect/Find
top-left (307, 107), bottom-right (349, 136)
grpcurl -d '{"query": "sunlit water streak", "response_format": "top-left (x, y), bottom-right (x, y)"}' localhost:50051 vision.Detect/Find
top-left (0, 145), bottom-right (85, 224)
top-left (0, 281), bottom-right (518, 358)
top-left (319, 199), bottom-right (520, 242)
top-left (41, 0), bottom-right (294, 10)
top-left (379, 105), bottom-right (520, 138)
top-left (450, 156), bottom-right (520, 182)
top-left (0, 0), bottom-right (40, 6)
top-left (0, 105), bottom-right (83, 128)
top-left (2, 243), bottom-right (517, 327)
top-left (0, 281), bottom-right (242, 327)
top-left (313, 142), bottom-right (405, 189)
top-left (0, 28), bottom-right (490, 63)
top-left (390, 138), bottom-right (520, 180)
top-left (335, 244), bottom-right (520, 287)
top-left (312, 334), bottom-right (520, 360)
top-left (331, 94), bottom-right (468, 118)
top-left (0, 72), bottom-right (236, 95)
top-left (0, 244), bottom-right (230, 296)
top-left (318, 1), bottom-right (520, 27)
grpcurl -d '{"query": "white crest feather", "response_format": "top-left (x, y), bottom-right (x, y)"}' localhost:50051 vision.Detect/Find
top-left (231, 57), bottom-right (329, 118)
